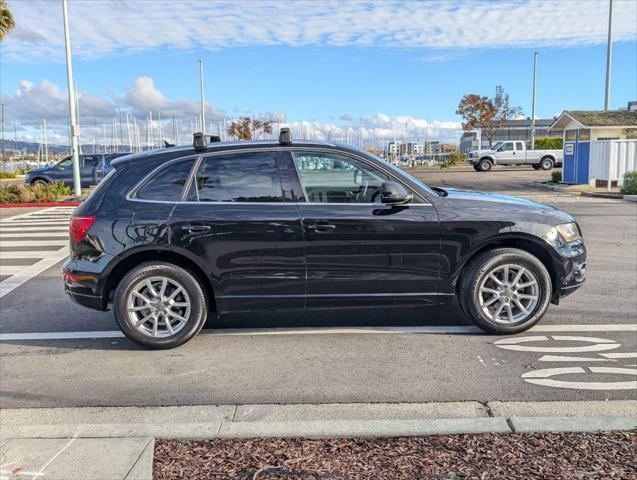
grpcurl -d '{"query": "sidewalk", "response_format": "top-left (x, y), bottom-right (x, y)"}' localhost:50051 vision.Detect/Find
top-left (1, 401), bottom-right (636, 479)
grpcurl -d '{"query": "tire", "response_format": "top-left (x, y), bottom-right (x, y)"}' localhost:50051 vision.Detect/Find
top-left (113, 262), bottom-right (208, 349)
top-left (478, 159), bottom-right (492, 172)
top-left (473, 165), bottom-right (480, 171)
top-left (31, 179), bottom-right (49, 186)
top-left (540, 157), bottom-right (554, 170)
top-left (459, 248), bottom-right (552, 334)
top-left (532, 164), bottom-right (540, 170)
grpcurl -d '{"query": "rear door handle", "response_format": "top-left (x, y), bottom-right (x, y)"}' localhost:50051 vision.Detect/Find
top-left (307, 222), bottom-right (336, 232)
top-left (185, 225), bottom-right (211, 234)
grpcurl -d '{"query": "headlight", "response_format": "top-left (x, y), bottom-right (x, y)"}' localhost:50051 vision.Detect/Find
top-left (553, 222), bottom-right (584, 257)
top-left (555, 223), bottom-right (581, 243)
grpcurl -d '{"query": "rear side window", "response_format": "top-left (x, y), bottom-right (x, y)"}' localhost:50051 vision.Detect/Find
top-left (136, 158), bottom-right (195, 201)
top-left (187, 152), bottom-right (284, 202)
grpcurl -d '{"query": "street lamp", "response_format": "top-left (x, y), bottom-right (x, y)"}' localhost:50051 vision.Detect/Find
top-left (199, 59), bottom-right (205, 136)
top-left (62, 0), bottom-right (81, 196)
top-left (604, 0), bottom-right (613, 111)
top-left (530, 51), bottom-right (538, 150)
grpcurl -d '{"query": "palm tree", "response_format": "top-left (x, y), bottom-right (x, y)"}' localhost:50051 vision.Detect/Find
top-left (0, 0), bottom-right (16, 42)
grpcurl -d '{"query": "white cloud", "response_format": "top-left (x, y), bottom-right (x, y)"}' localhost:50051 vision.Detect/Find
top-left (1, 77), bottom-right (460, 146)
top-left (416, 54), bottom-right (454, 63)
top-left (3, 0), bottom-right (636, 62)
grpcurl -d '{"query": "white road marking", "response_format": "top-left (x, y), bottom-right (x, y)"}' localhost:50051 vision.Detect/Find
top-left (521, 366), bottom-right (637, 390)
top-left (537, 355), bottom-right (615, 362)
top-left (0, 232), bottom-right (68, 238)
top-left (0, 251), bottom-right (62, 259)
top-left (1, 324), bottom-right (636, 342)
top-left (600, 352), bottom-right (637, 359)
top-left (529, 324), bottom-right (637, 332)
top-left (0, 247), bottom-right (69, 298)
top-left (494, 335), bottom-right (621, 353)
top-left (0, 240), bottom-right (69, 247)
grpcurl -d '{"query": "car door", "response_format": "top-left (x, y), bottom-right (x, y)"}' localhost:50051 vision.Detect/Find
top-left (289, 149), bottom-right (441, 308)
top-left (515, 142), bottom-right (526, 164)
top-left (493, 141), bottom-right (515, 164)
top-left (49, 156), bottom-right (73, 185)
top-left (80, 155), bottom-right (100, 187)
top-left (169, 149), bottom-right (306, 314)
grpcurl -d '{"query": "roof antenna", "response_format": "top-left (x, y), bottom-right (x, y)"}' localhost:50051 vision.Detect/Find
top-left (279, 127), bottom-right (292, 145)
top-left (193, 132), bottom-right (206, 152)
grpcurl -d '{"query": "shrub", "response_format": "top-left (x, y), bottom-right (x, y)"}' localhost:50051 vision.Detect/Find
top-left (0, 183), bottom-right (71, 203)
top-left (535, 137), bottom-right (563, 150)
top-left (620, 171), bottom-right (637, 195)
top-left (551, 170), bottom-right (562, 183)
top-left (439, 151), bottom-right (465, 169)
top-left (0, 171), bottom-right (17, 179)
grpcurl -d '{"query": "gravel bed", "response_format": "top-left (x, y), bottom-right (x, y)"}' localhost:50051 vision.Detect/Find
top-left (154, 431), bottom-right (636, 479)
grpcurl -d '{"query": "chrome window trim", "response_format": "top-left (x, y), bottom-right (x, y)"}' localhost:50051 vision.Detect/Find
top-left (126, 154), bottom-right (202, 203)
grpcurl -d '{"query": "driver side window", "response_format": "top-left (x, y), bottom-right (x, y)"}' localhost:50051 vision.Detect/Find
top-left (292, 152), bottom-right (389, 203)
top-left (58, 157), bottom-right (73, 169)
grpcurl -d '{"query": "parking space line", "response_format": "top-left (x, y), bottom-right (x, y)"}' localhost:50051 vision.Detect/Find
top-left (1, 324), bottom-right (636, 342)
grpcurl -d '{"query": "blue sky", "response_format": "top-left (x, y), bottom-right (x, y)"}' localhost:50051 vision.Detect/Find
top-left (1, 0), bottom-right (636, 145)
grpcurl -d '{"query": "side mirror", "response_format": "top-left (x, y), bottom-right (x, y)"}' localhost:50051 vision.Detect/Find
top-left (381, 181), bottom-right (413, 205)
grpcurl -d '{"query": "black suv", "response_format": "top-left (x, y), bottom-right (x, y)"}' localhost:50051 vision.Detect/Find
top-left (64, 132), bottom-right (586, 349)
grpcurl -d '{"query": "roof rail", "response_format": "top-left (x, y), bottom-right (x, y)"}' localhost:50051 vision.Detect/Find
top-left (279, 127), bottom-right (292, 145)
top-left (209, 135), bottom-right (221, 143)
top-left (193, 132), bottom-right (206, 152)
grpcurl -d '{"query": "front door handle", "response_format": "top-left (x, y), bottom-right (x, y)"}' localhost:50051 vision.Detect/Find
top-left (307, 222), bottom-right (336, 232)
top-left (184, 225), bottom-right (211, 234)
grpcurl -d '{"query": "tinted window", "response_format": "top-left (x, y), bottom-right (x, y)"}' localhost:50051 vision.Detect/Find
top-left (515, 142), bottom-right (524, 150)
top-left (188, 152), bottom-right (284, 202)
top-left (81, 156), bottom-right (100, 167)
top-left (292, 151), bottom-right (389, 203)
top-left (136, 158), bottom-right (195, 201)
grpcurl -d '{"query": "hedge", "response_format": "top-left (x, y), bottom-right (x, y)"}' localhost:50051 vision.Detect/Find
top-left (534, 137), bottom-right (563, 150)
top-left (0, 182), bottom-right (72, 204)
top-left (621, 171), bottom-right (637, 195)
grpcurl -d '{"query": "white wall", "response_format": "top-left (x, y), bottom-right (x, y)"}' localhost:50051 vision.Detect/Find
top-left (589, 140), bottom-right (637, 184)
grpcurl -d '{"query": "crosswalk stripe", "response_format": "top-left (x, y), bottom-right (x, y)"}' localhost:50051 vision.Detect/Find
top-left (0, 250), bottom-right (64, 259)
top-left (0, 265), bottom-right (38, 275)
top-left (0, 232), bottom-right (68, 238)
top-left (0, 246), bottom-right (69, 298)
top-left (0, 222), bottom-right (69, 227)
top-left (0, 227), bottom-right (69, 232)
top-left (0, 240), bottom-right (68, 247)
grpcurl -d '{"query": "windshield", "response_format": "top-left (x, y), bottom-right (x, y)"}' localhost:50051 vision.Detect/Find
top-left (490, 142), bottom-right (503, 151)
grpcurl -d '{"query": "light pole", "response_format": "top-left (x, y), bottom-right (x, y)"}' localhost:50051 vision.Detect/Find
top-left (62, 0), bottom-right (81, 196)
top-left (199, 59), bottom-right (205, 136)
top-left (530, 51), bottom-right (538, 150)
top-left (604, 0), bottom-right (613, 110)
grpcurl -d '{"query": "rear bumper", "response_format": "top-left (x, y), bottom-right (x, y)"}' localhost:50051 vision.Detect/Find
top-left (63, 254), bottom-right (116, 311)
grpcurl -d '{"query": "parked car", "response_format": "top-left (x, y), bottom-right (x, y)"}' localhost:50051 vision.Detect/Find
top-left (64, 132), bottom-right (586, 349)
top-left (467, 141), bottom-right (563, 171)
top-left (25, 153), bottom-right (131, 188)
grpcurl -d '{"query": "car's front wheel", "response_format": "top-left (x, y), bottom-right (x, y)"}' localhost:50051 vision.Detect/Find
top-left (460, 248), bottom-right (552, 334)
top-left (478, 159), bottom-right (492, 172)
top-left (31, 179), bottom-right (49, 187)
top-left (113, 262), bottom-right (208, 349)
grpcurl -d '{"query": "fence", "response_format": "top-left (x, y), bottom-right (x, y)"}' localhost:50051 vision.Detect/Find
top-left (589, 140), bottom-right (637, 191)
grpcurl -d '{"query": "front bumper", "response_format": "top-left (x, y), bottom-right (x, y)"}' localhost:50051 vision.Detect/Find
top-left (555, 253), bottom-right (587, 302)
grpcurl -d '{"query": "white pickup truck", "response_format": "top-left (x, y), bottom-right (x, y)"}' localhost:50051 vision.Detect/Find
top-left (467, 140), bottom-right (563, 172)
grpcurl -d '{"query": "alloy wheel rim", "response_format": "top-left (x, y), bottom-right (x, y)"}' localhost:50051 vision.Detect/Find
top-left (478, 264), bottom-right (539, 324)
top-left (126, 276), bottom-right (191, 338)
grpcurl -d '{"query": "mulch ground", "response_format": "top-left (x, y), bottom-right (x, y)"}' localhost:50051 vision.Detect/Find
top-left (154, 432), bottom-right (636, 479)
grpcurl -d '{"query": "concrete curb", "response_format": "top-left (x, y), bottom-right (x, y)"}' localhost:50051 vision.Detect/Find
top-left (510, 416), bottom-right (637, 433)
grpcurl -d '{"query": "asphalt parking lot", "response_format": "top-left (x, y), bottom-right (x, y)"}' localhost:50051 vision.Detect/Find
top-left (0, 167), bottom-right (635, 409)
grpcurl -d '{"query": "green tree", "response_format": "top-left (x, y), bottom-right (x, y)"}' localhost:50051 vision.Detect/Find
top-left (0, 1), bottom-right (16, 42)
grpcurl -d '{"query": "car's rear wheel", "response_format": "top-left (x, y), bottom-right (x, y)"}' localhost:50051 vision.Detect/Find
top-left (478, 159), bottom-right (492, 172)
top-left (460, 248), bottom-right (552, 334)
top-left (31, 179), bottom-right (49, 186)
top-left (113, 262), bottom-right (208, 349)
top-left (540, 157), bottom-right (554, 170)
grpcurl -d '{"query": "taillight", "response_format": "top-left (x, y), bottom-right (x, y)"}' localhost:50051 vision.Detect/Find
top-left (69, 215), bottom-right (96, 242)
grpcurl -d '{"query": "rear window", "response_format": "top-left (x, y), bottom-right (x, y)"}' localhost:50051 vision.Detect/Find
top-left (136, 158), bottom-right (195, 202)
top-left (187, 152), bottom-right (284, 202)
